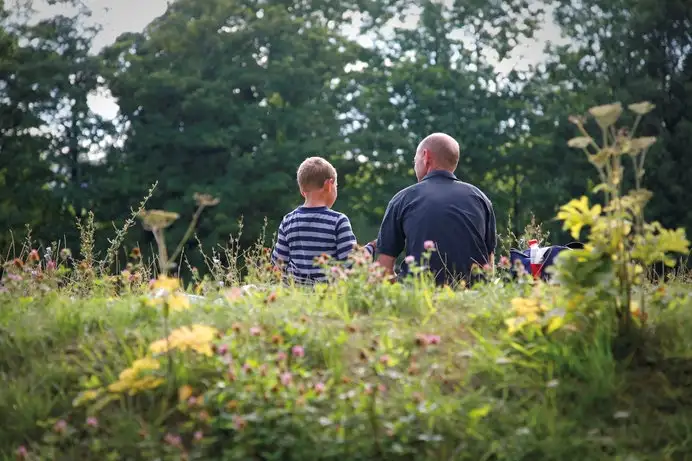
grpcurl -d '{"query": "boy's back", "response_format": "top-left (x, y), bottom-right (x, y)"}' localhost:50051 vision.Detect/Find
top-left (272, 206), bottom-right (360, 284)
top-left (271, 156), bottom-right (373, 285)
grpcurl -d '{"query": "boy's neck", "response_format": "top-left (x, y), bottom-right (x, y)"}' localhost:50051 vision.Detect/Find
top-left (303, 198), bottom-right (330, 208)
top-left (302, 192), bottom-right (331, 208)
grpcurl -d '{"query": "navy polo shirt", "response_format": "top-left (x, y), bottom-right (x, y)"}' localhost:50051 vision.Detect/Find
top-left (376, 170), bottom-right (497, 286)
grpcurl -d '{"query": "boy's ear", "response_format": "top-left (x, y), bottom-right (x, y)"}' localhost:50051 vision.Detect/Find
top-left (323, 178), bottom-right (335, 190)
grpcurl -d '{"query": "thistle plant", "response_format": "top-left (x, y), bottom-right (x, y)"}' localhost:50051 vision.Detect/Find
top-left (554, 101), bottom-right (689, 338)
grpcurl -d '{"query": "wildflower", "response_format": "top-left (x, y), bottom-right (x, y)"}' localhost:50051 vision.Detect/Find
top-left (280, 372), bottom-right (293, 386)
top-left (499, 256), bottom-right (510, 269)
top-left (16, 446), bottom-right (28, 459)
top-left (267, 334), bottom-right (282, 346)
top-left (167, 293), bottom-right (190, 311)
top-left (233, 415), bottom-right (247, 431)
top-left (193, 192), bottom-right (221, 207)
top-left (423, 240), bottom-right (435, 251)
top-left (194, 431), bottom-right (204, 442)
top-left (224, 287), bottom-right (243, 302)
top-left (149, 324), bottom-right (219, 357)
top-left (217, 344), bottom-right (229, 355)
top-left (415, 333), bottom-right (441, 346)
top-left (404, 255), bottom-right (415, 265)
top-left (276, 351), bottom-right (287, 363)
top-left (292, 345), bottom-right (305, 358)
top-left (314, 382), bottom-right (325, 394)
top-left (12, 258), bottom-right (23, 268)
top-left (28, 249), bottom-right (40, 262)
top-left (7, 273), bottom-right (22, 282)
top-left (130, 247), bottom-right (141, 258)
top-left (59, 248), bottom-right (72, 260)
top-left (151, 274), bottom-right (180, 293)
top-left (45, 261), bottom-right (56, 271)
top-left (86, 417), bottom-right (98, 428)
top-left (54, 419), bottom-right (67, 434)
top-left (108, 357), bottom-right (164, 395)
top-left (250, 326), bottom-right (262, 336)
top-left (179, 385), bottom-right (194, 402)
top-left (139, 209), bottom-right (179, 231)
top-left (629, 101), bottom-right (655, 115)
top-left (265, 291), bottom-right (277, 303)
top-left (164, 433), bottom-right (183, 448)
top-left (379, 355), bottom-right (391, 366)
top-left (243, 362), bottom-right (253, 373)
top-left (231, 323), bottom-right (242, 333)
top-left (588, 102), bottom-right (622, 129)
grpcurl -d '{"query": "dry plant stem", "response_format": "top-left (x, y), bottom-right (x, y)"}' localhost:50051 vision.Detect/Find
top-left (152, 228), bottom-right (170, 275)
top-left (169, 204), bottom-right (206, 267)
top-left (100, 181), bottom-right (157, 274)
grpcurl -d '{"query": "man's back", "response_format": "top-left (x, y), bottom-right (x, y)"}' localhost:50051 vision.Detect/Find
top-left (377, 170), bottom-right (496, 286)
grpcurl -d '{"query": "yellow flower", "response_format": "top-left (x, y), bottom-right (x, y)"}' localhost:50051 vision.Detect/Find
top-left (557, 196), bottom-right (602, 240)
top-left (151, 275), bottom-right (181, 293)
top-left (150, 324), bottom-right (218, 357)
top-left (107, 357), bottom-right (163, 395)
top-left (505, 317), bottom-right (524, 335)
top-left (178, 385), bottom-right (193, 402)
top-left (167, 293), bottom-right (190, 311)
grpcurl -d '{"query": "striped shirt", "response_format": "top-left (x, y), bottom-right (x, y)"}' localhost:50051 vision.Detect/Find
top-left (271, 206), bottom-right (373, 284)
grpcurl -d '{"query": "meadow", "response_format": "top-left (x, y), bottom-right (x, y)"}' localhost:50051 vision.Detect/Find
top-left (2, 102), bottom-right (692, 460)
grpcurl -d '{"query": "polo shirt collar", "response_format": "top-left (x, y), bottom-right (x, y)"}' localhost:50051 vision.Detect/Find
top-left (422, 170), bottom-right (457, 181)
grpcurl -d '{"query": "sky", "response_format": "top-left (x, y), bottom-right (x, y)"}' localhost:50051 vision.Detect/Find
top-left (29, 0), bottom-right (568, 121)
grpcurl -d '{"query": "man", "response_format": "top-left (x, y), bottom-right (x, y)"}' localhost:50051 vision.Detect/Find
top-left (375, 132), bottom-right (497, 286)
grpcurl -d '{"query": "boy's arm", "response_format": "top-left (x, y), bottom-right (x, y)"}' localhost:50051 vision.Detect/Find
top-left (335, 215), bottom-right (358, 261)
top-left (271, 220), bottom-right (290, 270)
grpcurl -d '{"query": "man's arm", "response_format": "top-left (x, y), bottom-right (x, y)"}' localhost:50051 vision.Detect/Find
top-left (376, 254), bottom-right (397, 276)
top-left (375, 195), bottom-right (405, 279)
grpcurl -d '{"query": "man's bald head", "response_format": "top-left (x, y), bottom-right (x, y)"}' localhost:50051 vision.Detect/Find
top-left (414, 133), bottom-right (460, 180)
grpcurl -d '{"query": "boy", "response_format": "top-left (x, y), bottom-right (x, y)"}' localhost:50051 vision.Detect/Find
top-left (271, 157), bottom-right (375, 285)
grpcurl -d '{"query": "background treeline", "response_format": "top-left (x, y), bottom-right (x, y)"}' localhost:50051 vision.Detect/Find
top-left (1, 0), bottom-right (689, 271)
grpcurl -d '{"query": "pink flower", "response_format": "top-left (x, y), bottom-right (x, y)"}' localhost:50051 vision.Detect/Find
top-left (499, 256), bottom-right (510, 268)
top-left (7, 273), bottom-right (22, 282)
top-left (314, 382), bottom-right (325, 394)
top-left (250, 326), bottom-right (261, 336)
top-left (217, 344), bottom-right (229, 355)
top-left (379, 355), bottom-right (391, 365)
top-left (86, 417), bottom-right (98, 428)
top-left (164, 433), bottom-right (182, 447)
top-left (16, 446), bottom-right (28, 459)
top-left (280, 372), bottom-right (293, 386)
top-left (194, 431), bottom-right (204, 442)
top-left (46, 261), bottom-right (57, 271)
top-left (292, 345), bottom-right (305, 358)
top-left (53, 419), bottom-right (67, 434)
top-left (423, 240), bottom-right (435, 251)
top-left (404, 255), bottom-right (415, 264)
top-left (276, 351), bottom-right (287, 362)
top-left (482, 263), bottom-right (491, 272)
top-left (233, 414), bottom-right (247, 430)
top-left (426, 334), bottom-right (441, 345)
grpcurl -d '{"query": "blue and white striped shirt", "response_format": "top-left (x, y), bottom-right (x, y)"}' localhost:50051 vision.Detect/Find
top-left (271, 206), bottom-right (372, 284)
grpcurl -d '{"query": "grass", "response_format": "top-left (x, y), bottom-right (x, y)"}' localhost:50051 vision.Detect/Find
top-left (2, 264), bottom-right (692, 460)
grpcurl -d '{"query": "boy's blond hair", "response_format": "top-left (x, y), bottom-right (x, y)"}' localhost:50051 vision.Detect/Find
top-left (297, 157), bottom-right (337, 192)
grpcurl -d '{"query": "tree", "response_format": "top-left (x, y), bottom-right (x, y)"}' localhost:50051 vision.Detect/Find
top-left (526, 0), bottom-right (692, 238)
top-left (97, 0), bottom-right (391, 268)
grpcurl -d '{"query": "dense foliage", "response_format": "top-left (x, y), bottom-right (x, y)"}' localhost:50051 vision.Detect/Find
top-left (1, 0), bottom-right (690, 273)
